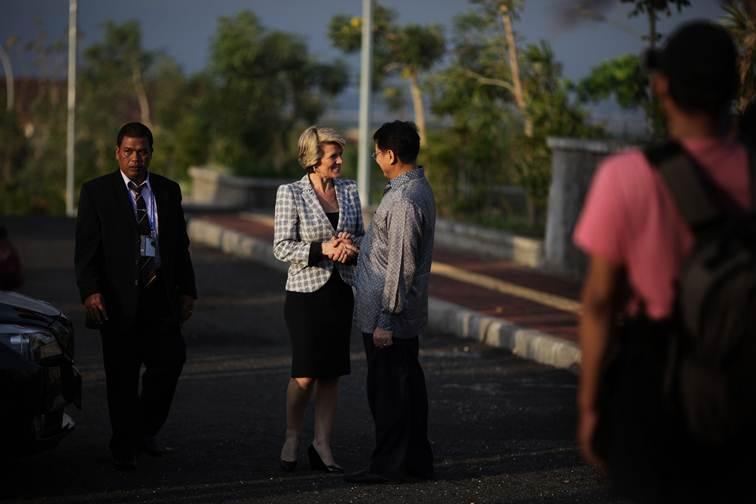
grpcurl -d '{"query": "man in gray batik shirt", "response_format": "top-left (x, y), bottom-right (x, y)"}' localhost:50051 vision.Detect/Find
top-left (346, 121), bottom-right (435, 485)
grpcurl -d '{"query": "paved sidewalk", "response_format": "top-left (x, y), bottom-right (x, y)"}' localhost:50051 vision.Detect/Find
top-left (187, 213), bottom-right (583, 372)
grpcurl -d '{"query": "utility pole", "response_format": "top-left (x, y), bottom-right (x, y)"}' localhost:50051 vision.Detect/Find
top-left (66, 0), bottom-right (77, 217)
top-left (357, 0), bottom-right (373, 208)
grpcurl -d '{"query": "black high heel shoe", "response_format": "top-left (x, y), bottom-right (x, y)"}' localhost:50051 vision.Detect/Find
top-left (280, 438), bottom-right (298, 471)
top-left (308, 444), bottom-right (344, 473)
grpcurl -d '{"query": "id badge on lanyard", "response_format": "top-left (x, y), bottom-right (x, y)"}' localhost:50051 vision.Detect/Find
top-left (138, 195), bottom-right (157, 257)
top-left (140, 234), bottom-right (157, 257)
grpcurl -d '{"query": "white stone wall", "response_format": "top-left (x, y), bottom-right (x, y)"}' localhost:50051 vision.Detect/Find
top-left (187, 167), bottom-right (287, 210)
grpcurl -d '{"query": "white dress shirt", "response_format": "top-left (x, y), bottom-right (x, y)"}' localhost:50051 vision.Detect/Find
top-left (120, 170), bottom-right (159, 236)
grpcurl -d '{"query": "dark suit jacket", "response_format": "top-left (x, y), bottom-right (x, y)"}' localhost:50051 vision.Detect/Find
top-left (75, 170), bottom-right (197, 323)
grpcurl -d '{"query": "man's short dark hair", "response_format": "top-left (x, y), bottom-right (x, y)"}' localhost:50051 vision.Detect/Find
top-left (117, 122), bottom-right (153, 148)
top-left (373, 121), bottom-right (420, 164)
top-left (645, 21), bottom-right (738, 116)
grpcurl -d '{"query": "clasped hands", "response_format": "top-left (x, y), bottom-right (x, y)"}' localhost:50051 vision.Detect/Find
top-left (321, 232), bottom-right (358, 263)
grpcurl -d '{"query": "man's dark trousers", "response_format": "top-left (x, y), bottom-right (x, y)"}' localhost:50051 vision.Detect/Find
top-left (101, 275), bottom-right (185, 458)
top-left (362, 333), bottom-right (434, 480)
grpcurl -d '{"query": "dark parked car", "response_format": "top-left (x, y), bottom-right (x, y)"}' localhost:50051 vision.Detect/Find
top-left (0, 291), bottom-right (81, 455)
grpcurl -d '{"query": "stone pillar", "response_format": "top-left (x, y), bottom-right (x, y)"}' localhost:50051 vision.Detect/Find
top-left (544, 138), bottom-right (632, 278)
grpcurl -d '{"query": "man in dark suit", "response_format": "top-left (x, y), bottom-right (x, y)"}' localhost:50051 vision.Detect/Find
top-left (75, 122), bottom-right (196, 470)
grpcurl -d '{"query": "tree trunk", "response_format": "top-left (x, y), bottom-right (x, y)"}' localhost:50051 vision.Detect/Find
top-left (0, 46), bottom-right (14, 112)
top-left (407, 69), bottom-right (427, 149)
top-left (132, 66), bottom-right (151, 127)
top-left (499, 3), bottom-right (532, 137)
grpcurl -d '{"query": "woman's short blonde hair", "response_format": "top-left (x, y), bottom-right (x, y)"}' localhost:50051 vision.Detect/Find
top-left (297, 126), bottom-right (346, 172)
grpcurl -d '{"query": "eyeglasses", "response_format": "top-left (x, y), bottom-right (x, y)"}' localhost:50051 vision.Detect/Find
top-left (119, 148), bottom-right (152, 159)
top-left (370, 151), bottom-right (379, 160)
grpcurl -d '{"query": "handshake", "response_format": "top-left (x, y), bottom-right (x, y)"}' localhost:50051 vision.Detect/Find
top-left (322, 232), bottom-right (359, 264)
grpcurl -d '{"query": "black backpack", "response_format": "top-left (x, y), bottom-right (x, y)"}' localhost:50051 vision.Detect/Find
top-left (645, 140), bottom-right (756, 447)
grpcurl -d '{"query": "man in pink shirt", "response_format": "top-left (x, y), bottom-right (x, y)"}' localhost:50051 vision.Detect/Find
top-left (574, 21), bottom-right (753, 502)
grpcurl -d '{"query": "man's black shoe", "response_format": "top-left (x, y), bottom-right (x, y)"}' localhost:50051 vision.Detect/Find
top-left (344, 469), bottom-right (395, 484)
top-left (113, 452), bottom-right (137, 471)
top-left (140, 436), bottom-right (164, 457)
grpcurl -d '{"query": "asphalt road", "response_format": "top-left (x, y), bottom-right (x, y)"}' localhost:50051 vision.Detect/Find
top-left (0, 216), bottom-right (620, 504)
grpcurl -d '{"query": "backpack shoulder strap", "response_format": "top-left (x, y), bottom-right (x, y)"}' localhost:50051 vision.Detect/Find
top-left (746, 141), bottom-right (756, 209)
top-left (644, 140), bottom-right (722, 232)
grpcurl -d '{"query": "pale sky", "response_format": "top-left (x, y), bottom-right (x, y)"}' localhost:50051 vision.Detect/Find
top-left (2, 1), bottom-right (726, 129)
top-left (3, 1), bottom-right (724, 78)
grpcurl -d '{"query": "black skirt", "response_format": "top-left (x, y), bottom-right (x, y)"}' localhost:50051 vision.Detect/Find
top-left (284, 271), bottom-right (353, 378)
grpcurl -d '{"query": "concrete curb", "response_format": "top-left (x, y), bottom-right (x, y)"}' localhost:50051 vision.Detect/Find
top-left (187, 217), bottom-right (580, 373)
top-left (188, 218), bottom-right (285, 272)
top-left (428, 298), bottom-right (580, 373)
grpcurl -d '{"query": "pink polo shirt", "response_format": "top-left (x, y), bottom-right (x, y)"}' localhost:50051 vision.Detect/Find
top-left (573, 138), bottom-right (750, 319)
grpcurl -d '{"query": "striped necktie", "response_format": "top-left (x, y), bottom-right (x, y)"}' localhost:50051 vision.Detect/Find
top-left (129, 181), bottom-right (158, 287)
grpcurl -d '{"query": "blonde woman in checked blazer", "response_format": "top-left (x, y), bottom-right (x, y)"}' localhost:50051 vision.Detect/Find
top-left (273, 126), bottom-right (364, 473)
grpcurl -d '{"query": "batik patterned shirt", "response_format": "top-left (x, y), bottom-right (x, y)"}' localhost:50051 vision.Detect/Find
top-left (354, 167), bottom-right (436, 339)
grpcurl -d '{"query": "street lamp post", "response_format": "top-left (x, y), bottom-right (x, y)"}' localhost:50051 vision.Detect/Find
top-left (357, 0), bottom-right (373, 208)
top-left (65, 0), bottom-right (77, 217)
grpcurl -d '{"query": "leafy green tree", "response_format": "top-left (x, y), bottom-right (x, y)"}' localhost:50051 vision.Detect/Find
top-left (0, 29), bottom-right (68, 214)
top-left (3, 14), bottom-right (349, 215)
top-left (328, 5), bottom-right (445, 147)
top-left (426, 8), bottom-right (517, 216)
top-left (620, 0), bottom-right (691, 49)
top-left (723, 0), bottom-right (756, 111)
top-left (568, 0), bottom-right (690, 137)
top-left (458, 0), bottom-right (601, 222)
top-left (570, 54), bottom-right (663, 134)
top-left (515, 43), bottom-right (602, 219)
top-left (208, 11), bottom-right (348, 176)
top-left (427, 3), bottom-right (600, 226)
top-left (148, 58), bottom-right (212, 181)
top-left (79, 20), bottom-right (153, 126)
top-left (572, 55), bottom-right (646, 110)
top-left (77, 20), bottom-right (159, 182)
top-left (465, 0), bottom-right (530, 135)
top-left (76, 21), bottom-right (214, 184)
top-left (0, 110), bottom-right (31, 214)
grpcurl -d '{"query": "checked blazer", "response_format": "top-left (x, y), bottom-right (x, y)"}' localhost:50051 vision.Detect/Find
top-left (273, 175), bottom-right (364, 292)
